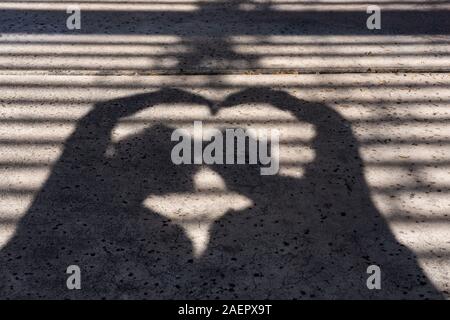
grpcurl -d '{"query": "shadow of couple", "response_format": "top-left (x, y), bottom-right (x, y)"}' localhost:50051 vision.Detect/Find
top-left (0, 88), bottom-right (442, 299)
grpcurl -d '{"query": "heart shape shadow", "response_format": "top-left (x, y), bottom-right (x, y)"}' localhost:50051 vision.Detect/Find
top-left (0, 87), bottom-right (442, 299)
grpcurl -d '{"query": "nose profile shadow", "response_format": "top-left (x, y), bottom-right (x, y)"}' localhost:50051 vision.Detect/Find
top-left (0, 88), bottom-right (442, 299)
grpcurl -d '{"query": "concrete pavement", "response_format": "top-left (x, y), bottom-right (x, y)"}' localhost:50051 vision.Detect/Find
top-left (0, 73), bottom-right (449, 298)
top-left (0, 0), bottom-right (449, 74)
top-left (0, 0), bottom-right (449, 299)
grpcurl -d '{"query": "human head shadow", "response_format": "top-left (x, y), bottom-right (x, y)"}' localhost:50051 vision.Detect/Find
top-left (0, 89), bottom-right (211, 299)
top-left (0, 88), bottom-right (442, 299)
top-left (201, 88), bottom-right (443, 299)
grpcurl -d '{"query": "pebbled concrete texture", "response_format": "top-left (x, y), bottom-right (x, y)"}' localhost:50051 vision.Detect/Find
top-left (0, 0), bottom-right (449, 74)
top-left (0, 73), bottom-right (449, 299)
top-left (0, 0), bottom-right (449, 300)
